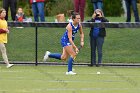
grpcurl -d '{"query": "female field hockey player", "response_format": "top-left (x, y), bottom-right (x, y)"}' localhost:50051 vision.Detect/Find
top-left (0, 8), bottom-right (14, 68)
top-left (43, 12), bottom-right (84, 75)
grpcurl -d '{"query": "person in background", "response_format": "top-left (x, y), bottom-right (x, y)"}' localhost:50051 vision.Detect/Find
top-left (91, 0), bottom-right (103, 11)
top-left (3, 0), bottom-right (17, 21)
top-left (87, 9), bottom-right (109, 67)
top-left (30, 0), bottom-right (45, 22)
top-left (0, 8), bottom-right (14, 68)
top-left (74, 0), bottom-right (86, 22)
top-left (15, 7), bottom-right (26, 22)
top-left (125, 0), bottom-right (140, 22)
top-left (122, 0), bottom-right (127, 17)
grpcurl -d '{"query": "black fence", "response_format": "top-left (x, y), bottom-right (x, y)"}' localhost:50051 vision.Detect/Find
top-left (0, 22), bottom-right (140, 66)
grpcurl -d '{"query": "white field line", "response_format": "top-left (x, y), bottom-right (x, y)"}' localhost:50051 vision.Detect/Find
top-left (0, 87), bottom-right (139, 92)
top-left (0, 76), bottom-right (138, 84)
top-left (0, 70), bottom-right (140, 77)
top-left (45, 87), bottom-right (140, 91)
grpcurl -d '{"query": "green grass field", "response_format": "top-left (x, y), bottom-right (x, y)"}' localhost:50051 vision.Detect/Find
top-left (0, 17), bottom-right (140, 93)
top-left (0, 65), bottom-right (140, 93)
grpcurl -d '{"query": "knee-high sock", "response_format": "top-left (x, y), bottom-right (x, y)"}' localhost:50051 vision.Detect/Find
top-left (68, 57), bottom-right (74, 72)
top-left (48, 53), bottom-right (61, 60)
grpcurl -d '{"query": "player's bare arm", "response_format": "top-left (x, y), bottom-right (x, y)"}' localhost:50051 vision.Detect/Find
top-left (67, 24), bottom-right (79, 52)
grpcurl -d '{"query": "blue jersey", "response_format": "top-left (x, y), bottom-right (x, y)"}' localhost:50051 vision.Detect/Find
top-left (61, 22), bottom-right (80, 47)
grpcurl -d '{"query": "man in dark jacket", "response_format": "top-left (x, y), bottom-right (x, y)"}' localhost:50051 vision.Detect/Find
top-left (30, 0), bottom-right (45, 22)
top-left (3, 0), bottom-right (17, 21)
top-left (91, 0), bottom-right (103, 11)
top-left (87, 9), bottom-right (109, 66)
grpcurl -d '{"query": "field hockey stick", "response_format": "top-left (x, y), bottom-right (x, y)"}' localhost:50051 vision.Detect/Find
top-left (73, 45), bottom-right (82, 64)
top-left (78, 45), bottom-right (82, 51)
top-left (76, 45), bottom-right (82, 54)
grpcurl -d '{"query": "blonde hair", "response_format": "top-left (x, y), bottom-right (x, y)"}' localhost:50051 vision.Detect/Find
top-left (92, 9), bottom-right (104, 18)
top-left (0, 8), bottom-right (6, 14)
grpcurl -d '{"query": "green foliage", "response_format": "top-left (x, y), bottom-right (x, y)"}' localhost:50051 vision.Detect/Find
top-left (103, 0), bottom-right (123, 16)
top-left (45, 0), bottom-right (56, 16)
top-left (0, 0), bottom-right (124, 17)
top-left (47, 0), bottom-right (74, 16)
top-left (87, 0), bottom-right (123, 16)
top-left (85, 0), bottom-right (94, 16)
top-left (0, 0), bottom-right (2, 7)
top-left (17, 0), bottom-right (29, 7)
top-left (23, 4), bottom-right (32, 16)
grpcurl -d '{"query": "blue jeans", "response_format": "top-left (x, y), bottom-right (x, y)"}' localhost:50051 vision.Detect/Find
top-left (93, 1), bottom-right (103, 11)
top-left (90, 37), bottom-right (104, 65)
top-left (32, 2), bottom-right (45, 22)
top-left (125, 0), bottom-right (139, 22)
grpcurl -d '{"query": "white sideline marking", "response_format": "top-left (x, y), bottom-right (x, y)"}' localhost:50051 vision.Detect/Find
top-left (45, 88), bottom-right (137, 91)
top-left (0, 87), bottom-right (139, 92)
top-left (0, 70), bottom-right (24, 73)
top-left (48, 80), bottom-right (125, 83)
top-left (0, 70), bottom-right (140, 77)
top-left (0, 77), bottom-right (138, 84)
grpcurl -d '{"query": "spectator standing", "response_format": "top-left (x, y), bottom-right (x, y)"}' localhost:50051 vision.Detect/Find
top-left (91, 0), bottom-right (103, 11)
top-left (3, 0), bottom-right (17, 21)
top-left (125, 0), bottom-right (140, 22)
top-left (87, 9), bottom-right (109, 66)
top-left (30, 0), bottom-right (45, 22)
top-left (122, 0), bottom-right (127, 17)
top-left (74, 0), bottom-right (86, 22)
top-left (0, 8), bottom-right (14, 68)
top-left (15, 7), bottom-right (26, 22)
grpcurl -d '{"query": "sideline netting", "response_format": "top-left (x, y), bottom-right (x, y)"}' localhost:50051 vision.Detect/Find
top-left (0, 22), bottom-right (140, 66)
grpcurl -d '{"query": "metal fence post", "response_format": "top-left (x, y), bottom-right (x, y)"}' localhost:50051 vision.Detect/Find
top-left (35, 26), bottom-right (38, 66)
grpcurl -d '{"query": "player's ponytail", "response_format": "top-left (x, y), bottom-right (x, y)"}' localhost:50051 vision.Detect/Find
top-left (72, 12), bottom-right (79, 19)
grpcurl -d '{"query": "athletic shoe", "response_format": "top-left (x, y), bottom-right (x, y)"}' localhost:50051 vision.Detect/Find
top-left (66, 71), bottom-right (76, 75)
top-left (6, 64), bottom-right (14, 68)
top-left (43, 51), bottom-right (50, 61)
